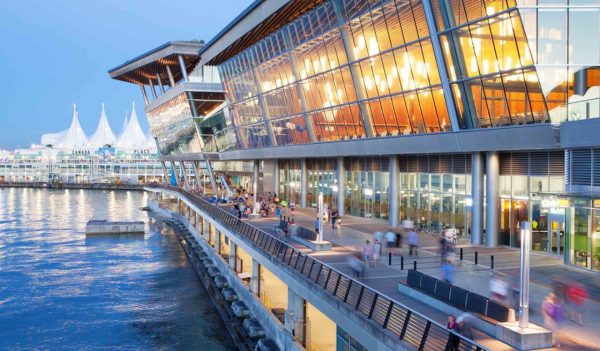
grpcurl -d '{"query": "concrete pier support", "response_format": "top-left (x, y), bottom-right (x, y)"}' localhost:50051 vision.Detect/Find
top-left (229, 240), bottom-right (237, 270)
top-left (192, 161), bottom-right (201, 191)
top-left (253, 160), bottom-right (259, 211)
top-left (205, 161), bottom-right (218, 196)
top-left (251, 258), bottom-right (261, 295)
top-left (486, 151), bottom-right (500, 247)
top-left (286, 287), bottom-right (306, 345)
top-left (389, 155), bottom-right (399, 228)
top-left (300, 159), bottom-right (307, 208)
top-left (273, 160), bottom-right (280, 196)
top-left (337, 157), bottom-right (345, 217)
top-left (214, 230), bottom-right (221, 255)
top-left (471, 153), bottom-right (484, 245)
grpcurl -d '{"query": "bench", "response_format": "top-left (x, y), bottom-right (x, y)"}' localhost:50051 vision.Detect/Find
top-left (405, 269), bottom-right (514, 324)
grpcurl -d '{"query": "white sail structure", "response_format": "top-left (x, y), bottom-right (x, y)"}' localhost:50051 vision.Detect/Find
top-left (119, 111), bottom-right (129, 139)
top-left (41, 104), bottom-right (88, 148)
top-left (117, 102), bottom-right (149, 148)
top-left (88, 104), bottom-right (117, 147)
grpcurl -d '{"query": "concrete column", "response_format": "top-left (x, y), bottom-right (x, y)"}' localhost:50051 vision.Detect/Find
top-left (251, 258), bottom-right (261, 295)
top-left (192, 161), bottom-right (201, 190)
top-left (156, 73), bottom-right (165, 94)
top-left (214, 230), bottom-right (221, 255)
top-left (179, 161), bottom-right (190, 191)
top-left (178, 55), bottom-right (189, 82)
top-left (170, 161), bottom-right (181, 187)
top-left (300, 159), bottom-right (307, 208)
top-left (389, 155), bottom-right (400, 228)
top-left (205, 161), bottom-right (219, 196)
top-left (485, 151), bottom-right (500, 247)
top-left (286, 287), bottom-right (306, 344)
top-left (471, 153), bottom-right (484, 245)
top-left (166, 65), bottom-right (176, 87)
top-left (140, 84), bottom-right (149, 105)
top-left (337, 157), bottom-right (346, 217)
top-left (273, 160), bottom-right (280, 196)
top-left (229, 240), bottom-right (237, 270)
top-left (148, 78), bottom-right (157, 99)
top-left (253, 160), bottom-right (259, 212)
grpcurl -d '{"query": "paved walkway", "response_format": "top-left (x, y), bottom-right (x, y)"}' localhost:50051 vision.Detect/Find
top-left (248, 209), bottom-right (600, 351)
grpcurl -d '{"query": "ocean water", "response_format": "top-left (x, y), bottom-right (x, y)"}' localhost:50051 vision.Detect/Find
top-left (0, 188), bottom-right (235, 350)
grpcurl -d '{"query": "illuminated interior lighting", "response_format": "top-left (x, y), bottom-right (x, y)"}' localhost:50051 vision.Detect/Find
top-left (368, 37), bottom-right (379, 55)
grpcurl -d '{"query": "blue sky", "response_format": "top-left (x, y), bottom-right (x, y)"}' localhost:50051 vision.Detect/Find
top-left (0, 0), bottom-right (252, 149)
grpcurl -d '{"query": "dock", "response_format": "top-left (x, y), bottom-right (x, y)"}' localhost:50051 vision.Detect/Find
top-left (85, 220), bottom-right (145, 235)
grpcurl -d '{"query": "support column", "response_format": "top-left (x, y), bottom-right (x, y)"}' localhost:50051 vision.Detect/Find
top-left (389, 155), bottom-right (400, 228)
top-left (178, 55), bottom-right (189, 82)
top-left (192, 161), bottom-right (202, 192)
top-left (253, 160), bottom-right (259, 212)
top-left (337, 157), bottom-right (346, 217)
top-left (156, 73), bottom-right (165, 94)
top-left (286, 287), bottom-right (306, 344)
top-left (179, 161), bottom-right (190, 191)
top-left (251, 258), bottom-right (261, 295)
top-left (170, 161), bottom-right (181, 187)
top-left (229, 240), bottom-right (237, 270)
top-left (332, 0), bottom-right (374, 138)
top-left (471, 153), bottom-right (484, 245)
top-left (300, 159), bottom-right (307, 208)
top-left (273, 160), bottom-right (280, 195)
top-left (140, 84), bottom-right (150, 105)
top-left (166, 65), bottom-right (176, 87)
top-left (214, 230), bottom-right (221, 256)
top-left (206, 161), bottom-right (219, 196)
top-left (486, 151), bottom-right (499, 247)
top-left (148, 78), bottom-right (157, 99)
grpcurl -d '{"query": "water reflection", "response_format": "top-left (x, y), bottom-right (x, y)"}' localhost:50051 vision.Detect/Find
top-left (0, 188), bottom-right (235, 350)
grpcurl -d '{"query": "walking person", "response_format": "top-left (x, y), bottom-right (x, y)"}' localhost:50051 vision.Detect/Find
top-left (373, 240), bottom-right (382, 266)
top-left (363, 240), bottom-right (374, 267)
top-left (542, 292), bottom-right (564, 348)
top-left (565, 281), bottom-right (587, 326)
top-left (385, 230), bottom-right (397, 254)
top-left (407, 228), bottom-right (418, 256)
top-left (331, 209), bottom-right (338, 229)
top-left (442, 258), bottom-right (455, 284)
top-left (275, 205), bottom-right (281, 219)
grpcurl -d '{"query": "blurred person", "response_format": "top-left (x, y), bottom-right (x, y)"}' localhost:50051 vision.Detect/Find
top-left (407, 228), bottom-right (419, 256)
top-left (565, 282), bottom-right (587, 326)
top-left (447, 314), bottom-right (460, 351)
top-left (347, 254), bottom-right (365, 279)
top-left (331, 209), bottom-right (339, 229)
top-left (490, 273), bottom-right (509, 303)
top-left (456, 313), bottom-right (474, 340)
top-left (442, 258), bottom-right (455, 285)
top-left (373, 240), bottom-right (382, 266)
top-left (542, 292), bottom-right (564, 348)
top-left (363, 240), bottom-right (374, 267)
top-left (385, 230), bottom-right (397, 253)
top-left (374, 231), bottom-right (384, 247)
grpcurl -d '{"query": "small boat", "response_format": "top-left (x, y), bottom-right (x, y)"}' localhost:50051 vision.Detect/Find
top-left (85, 220), bottom-right (145, 235)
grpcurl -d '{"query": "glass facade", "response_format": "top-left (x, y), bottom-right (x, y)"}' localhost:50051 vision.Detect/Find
top-left (345, 157), bottom-right (390, 219)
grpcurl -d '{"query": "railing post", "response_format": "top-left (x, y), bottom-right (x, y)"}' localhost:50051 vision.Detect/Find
top-left (399, 311), bottom-right (411, 340)
top-left (491, 255), bottom-right (494, 270)
top-left (388, 252), bottom-right (392, 266)
top-left (355, 286), bottom-right (365, 310)
top-left (418, 321), bottom-right (431, 351)
top-left (460, 247), bottom-right (463, 260)
top-left (382, 302), bottom-right (394, 329)
top-left (414, 261), bottom-right (417, 270)
top-left (368, 294), bottom-right (379, 319)
top-left (475, 251), bottom-right (478, 265)
top-left (401, 256), bottom-right (404, 270)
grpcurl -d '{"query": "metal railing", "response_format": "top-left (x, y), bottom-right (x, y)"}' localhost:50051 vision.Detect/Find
top-left (151, 184), bottom-right (488, 351)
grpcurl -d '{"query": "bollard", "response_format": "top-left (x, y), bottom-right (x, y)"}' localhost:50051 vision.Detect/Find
top-left (491, 255), bottom-right (494, 270)
top-left (388, 252), bottom-right (392, 266)
top-left (401, 256), bottom-right (404, 270)
top-left (475, 251), bottom-right (478, 265)
top-left (413, 261), bottom-right (417, 270)
top-left (460, 247), bottom-right (463, 260)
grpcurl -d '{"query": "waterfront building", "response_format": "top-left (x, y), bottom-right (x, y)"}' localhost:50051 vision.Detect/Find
top-left (110, 1), bottom-right (600, 349)
top-left (0, 103), bottom-right (166, 184)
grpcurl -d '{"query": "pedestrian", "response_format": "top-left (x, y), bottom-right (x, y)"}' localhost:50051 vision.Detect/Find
top-left (275, 205), bottom-right (281, 219)
top-left (490, 273), bottom-right (509, 303)
top-left (385, 230), bottom-right (396, 253)
top-left (456, 313), bottom-right (474, 340)
top-left (442, 258), bottom-right (455, 285)
top-left (331, 209), bottom-right (338, 229)
top-left (363, 240), bottom-right (374, 267)
top-left (373, 240), bottom-right (382, 266)
top-left (439, 236), bottom-right (448, 264)
top-left (407, 228), bottom-right (418, 256)
top-left (374, 231), bottom-right (384, 247)
top-left (447, 314), bottom-right (460, 351)
top-left (542, 292), bottom-right (564, 348)
top-left (565, 282), bottom-right (587, 326)
top-left (347, 254), bottom-right (365, 279)
top-left (315, 217), bottom-right (320, 234)
top-left (395, 229), bottom-right (403, 248)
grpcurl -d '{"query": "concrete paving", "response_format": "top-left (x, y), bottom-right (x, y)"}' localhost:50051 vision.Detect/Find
top-left (247, 209), bottom-right (600, 351)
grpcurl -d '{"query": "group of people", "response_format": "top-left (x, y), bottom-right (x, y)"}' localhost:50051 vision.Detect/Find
top-left (230, 190), bottom-right (296, 220)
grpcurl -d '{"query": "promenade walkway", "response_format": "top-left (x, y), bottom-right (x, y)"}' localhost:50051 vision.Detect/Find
top-left (249, 208), bottom-right (600, 351)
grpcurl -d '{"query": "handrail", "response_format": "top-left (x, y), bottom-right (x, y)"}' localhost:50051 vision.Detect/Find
top-left (150, 184), bottom-right (489, 351)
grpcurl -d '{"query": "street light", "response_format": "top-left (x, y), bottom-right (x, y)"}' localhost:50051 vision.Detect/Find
top-left (519, 221), bottom-right (532, 328)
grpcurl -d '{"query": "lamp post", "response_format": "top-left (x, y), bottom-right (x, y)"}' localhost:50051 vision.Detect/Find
top-left (318, 191), bottom-right (324, 242)
top-left (519, 221), bottom-right (532, 328)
